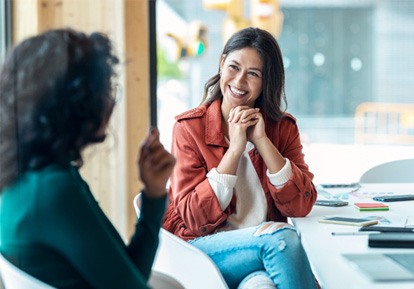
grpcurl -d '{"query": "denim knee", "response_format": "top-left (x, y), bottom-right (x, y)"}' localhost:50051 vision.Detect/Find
top-left (253, 225), bottom-right (303, 255)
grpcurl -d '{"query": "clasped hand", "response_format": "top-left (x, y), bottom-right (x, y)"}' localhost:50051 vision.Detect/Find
top-left (227, 106), bottom-right (266, 153)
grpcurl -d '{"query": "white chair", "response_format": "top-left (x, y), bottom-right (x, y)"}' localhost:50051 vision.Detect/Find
top-left (134, 194), bottom-right (229, 289)
top-left (359, 159), bottom-right (414, 183)
top-left (0, 250), bottom-right (183, 289)
top-left (148, 271), bottom-right (185, 289)
top-left (0, 253), bottom-right (55, 289)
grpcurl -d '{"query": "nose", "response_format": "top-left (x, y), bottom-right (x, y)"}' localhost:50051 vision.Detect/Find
top-left (234, 71), bottom-right (247, 85)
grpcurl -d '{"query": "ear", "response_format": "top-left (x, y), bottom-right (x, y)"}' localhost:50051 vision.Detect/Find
top-left (219, 54), bottom-right (226, 71)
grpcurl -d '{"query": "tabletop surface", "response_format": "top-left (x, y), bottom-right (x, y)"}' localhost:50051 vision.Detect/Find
top-left (291, 183), bottom-right (414, 289)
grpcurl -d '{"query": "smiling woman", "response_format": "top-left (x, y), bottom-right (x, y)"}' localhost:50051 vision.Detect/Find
top-left (162, 27), bottom-right (320, 289)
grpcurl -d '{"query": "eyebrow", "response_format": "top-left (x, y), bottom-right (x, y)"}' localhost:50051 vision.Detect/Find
top-left (229, 59), bottom-right (262, 73)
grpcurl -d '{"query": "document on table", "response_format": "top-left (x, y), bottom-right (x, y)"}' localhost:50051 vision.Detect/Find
top-left (316, 185), bottom-right (357, 200)
top-left (321, 213), bottom-right (409, 235)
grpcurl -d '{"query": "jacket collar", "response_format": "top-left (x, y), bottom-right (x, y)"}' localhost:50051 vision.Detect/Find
top-left (205, 99), bottom-right (228, 147)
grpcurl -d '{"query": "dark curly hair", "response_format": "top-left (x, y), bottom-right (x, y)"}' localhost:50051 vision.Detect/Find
top-left (0, 28), bottom-right (119, 191)
top-left (202, 27), bottom-right (287, 121)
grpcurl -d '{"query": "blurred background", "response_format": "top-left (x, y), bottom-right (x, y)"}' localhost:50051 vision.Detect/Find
top-left (154, 0), bottom-right (414, 184)
top-left (1, 0), bottom-right (414, 237)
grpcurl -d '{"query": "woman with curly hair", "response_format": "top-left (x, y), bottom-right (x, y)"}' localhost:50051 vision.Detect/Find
top-left (0, 28), bottom-right (177, 289)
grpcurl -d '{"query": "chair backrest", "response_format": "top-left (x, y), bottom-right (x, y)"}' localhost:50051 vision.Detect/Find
top-left (0, 267), bottom-right (5, 289)
top-left (0, 254), bottom-right (56, 289)
top-left (133, 194), bottom-right (229, 289)
top-left (359, 159), bottom-right (414, 183)
top-left (148, 270), bottom-right (185, 289)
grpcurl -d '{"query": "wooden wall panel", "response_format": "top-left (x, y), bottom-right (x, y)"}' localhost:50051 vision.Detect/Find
top-left (12, 0), bottom-right (39, 43)
top-left (11, 0), bottom-right (150, 239)
top-left (123, 0), bottom-right (150, 237)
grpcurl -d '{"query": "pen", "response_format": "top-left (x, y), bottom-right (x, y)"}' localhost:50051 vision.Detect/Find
top-left (331, 231), bottom-right (381, 236)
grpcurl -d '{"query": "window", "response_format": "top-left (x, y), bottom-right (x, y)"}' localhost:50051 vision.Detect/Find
top-left (156, 0), bottom-right (414, 183)
top-left (279, 7), bottom-right (373, 142)
top-left (0, 0), bottom-right (11, 65)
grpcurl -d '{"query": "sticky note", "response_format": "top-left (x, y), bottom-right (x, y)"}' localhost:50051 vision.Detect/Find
top-left (354, 203), bottom-right (389, 211)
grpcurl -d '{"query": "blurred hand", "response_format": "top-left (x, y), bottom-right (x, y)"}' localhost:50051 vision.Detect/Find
top-left (138, 127), bottom-right (176, 198)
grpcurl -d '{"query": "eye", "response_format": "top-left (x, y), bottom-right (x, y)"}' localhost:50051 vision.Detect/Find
top-left (229, 64), bottom-right (239, 71)
top-left (248, 71), bottom-right (261, 78)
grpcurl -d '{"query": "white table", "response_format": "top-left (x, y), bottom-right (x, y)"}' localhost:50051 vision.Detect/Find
top-left (291, 183), bottom-right (414, 289)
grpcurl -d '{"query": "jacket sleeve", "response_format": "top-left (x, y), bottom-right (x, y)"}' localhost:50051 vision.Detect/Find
top-left (265, 117), bottom-right (317, 217)
top-left (169, 121), bottom-right (231, 236)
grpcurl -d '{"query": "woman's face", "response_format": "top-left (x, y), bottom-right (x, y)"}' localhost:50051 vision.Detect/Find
top-left (219, 47), bottom-right (263, 112)
top-left (94, 96), bottom-right (115, 142)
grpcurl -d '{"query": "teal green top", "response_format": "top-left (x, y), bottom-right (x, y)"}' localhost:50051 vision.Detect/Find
top-left (0, 163), bottom-right (166, 289)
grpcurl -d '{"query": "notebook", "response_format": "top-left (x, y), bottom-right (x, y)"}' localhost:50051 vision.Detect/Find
top-left (343, 253), bottom-right (414, 281)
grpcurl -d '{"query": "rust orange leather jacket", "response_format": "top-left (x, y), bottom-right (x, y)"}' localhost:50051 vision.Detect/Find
top-left (163, 99), bottom-right (317, 241)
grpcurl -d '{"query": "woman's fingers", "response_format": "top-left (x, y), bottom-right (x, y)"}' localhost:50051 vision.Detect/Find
top-left (141, 128), bottom-right (174, 171)
top-left (145, 145), bottom-right (172, 171)
top-left (229, 106), bottom-right (260, 124)
top-left (138, 127), bottom-right (176, 198)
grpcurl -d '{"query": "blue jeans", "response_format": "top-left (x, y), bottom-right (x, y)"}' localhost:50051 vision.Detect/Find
top-left (189, 223), bottom-right (318, 289)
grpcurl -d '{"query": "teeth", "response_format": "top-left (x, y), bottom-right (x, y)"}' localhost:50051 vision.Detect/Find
top-left (230, 86), bottom-right (246, 95)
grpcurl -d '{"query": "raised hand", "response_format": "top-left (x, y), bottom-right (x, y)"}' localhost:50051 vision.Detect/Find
top-left (138, 127), bottom-right (176, 198)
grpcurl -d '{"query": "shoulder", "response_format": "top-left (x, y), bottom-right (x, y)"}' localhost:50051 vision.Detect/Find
top-left (279, 112), bottom-right (297, 124)
top-left (175, 104), bottom-right (208, 121)
top-left (7, 164), bottom-right (76, 193)
top-left (266, 112), bottom-right (299, 137)
top-left (37, 164), bottom-right (79, 187)
top-left (34, 164), bottom-right (85, 205)
top-left (2, 164), bottom-right (84, 223)
top-left (266, 112), bottom-right (297, 127)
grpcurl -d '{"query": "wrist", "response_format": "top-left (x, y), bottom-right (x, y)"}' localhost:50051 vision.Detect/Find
top-left (226, 146), bottom-right (244, 158)
top-left (252, 135), bottom-right (270, 149)
top-left (142, 186), bottom-right (167, 199)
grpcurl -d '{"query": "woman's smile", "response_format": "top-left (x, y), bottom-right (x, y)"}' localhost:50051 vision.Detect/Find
top-left (229, 85), bottom-right (247, 97)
